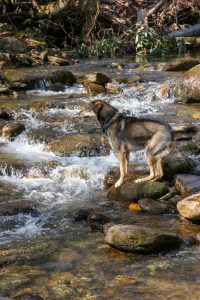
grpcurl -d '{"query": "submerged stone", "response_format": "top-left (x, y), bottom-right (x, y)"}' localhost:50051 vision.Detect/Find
top-left (105, 224), bottom-right (182, 253)
top-left (138, 198), bottom-right (171, 214)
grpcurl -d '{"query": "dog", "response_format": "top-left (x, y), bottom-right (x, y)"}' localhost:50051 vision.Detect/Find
top-left (89, 100), bottom-right (174, 188)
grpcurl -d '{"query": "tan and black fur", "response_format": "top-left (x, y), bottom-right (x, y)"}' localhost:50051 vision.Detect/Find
top-left (90, 100), bottom-right (174, 188)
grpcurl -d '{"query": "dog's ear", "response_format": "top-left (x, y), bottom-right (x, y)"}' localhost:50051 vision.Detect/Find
top-left (89, 101), bottom-right (103, 114)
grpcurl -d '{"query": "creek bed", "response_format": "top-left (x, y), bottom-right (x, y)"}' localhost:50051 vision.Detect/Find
top-left (0, 59), bottom-right (200, 299)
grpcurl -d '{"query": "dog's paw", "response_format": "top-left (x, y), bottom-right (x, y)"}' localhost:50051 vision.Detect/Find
top-left (115, 180), bottom-right (122, 188)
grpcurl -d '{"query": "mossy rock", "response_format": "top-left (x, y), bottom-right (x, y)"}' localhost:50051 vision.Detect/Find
top-left (108, 181), bottom-right (169, 202)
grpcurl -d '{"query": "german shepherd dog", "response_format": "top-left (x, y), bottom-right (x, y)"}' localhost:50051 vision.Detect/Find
top-left (90, 100), bottom-right (174, 188)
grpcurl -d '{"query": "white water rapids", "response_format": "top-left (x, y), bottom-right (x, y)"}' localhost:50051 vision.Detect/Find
top-left (0, 80), bottom-right (176, 244)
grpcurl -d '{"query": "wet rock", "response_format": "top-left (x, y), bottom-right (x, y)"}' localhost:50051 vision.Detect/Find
top-left (104, 165), bottom-right (147, 188)
top-left (0, 52), bottom-right (33, 68)
top-left (108, 181), bottom-right (169, 202)
top-left (27, 127), bottom-right (60, 144)
top-left (47, 55), bottom-right (70, 66)
top-left (177, 193), bottom-right (200, 220)
top-left (83, 81), bottom-right (106, 95)
top-left (174, 64), bottom-right (200, 103)
top-left (44, 133), bottom-right (110, 157)
top-left (163, 157), bottom-right (191, 180)
top-left (105, 82), bottom-right (122, 94)
top-left (175, 174), bottom-right (200, 197)
top-left (2, 122), bottom-right (25, 138)
top-left (47, 70), bottom-right (76, 86)
top-left (138, 198), bottom-right (171, 214)
top-left (0, 109), bottom-right (12, 120)
top-left (73, 208), bottom-right (92, 221)
top-left (0, 200), bottom-right (40, 217)
top-left (163, 58), bottom-right (199, 72)
top-left (105, 224), bottom-right (182, 253)
top-left (83, 72), bottom-right (110, 85)
top-left (47, 83), bottom-right (66, 92)
top-left (88, 212), bottom-right (110, 224)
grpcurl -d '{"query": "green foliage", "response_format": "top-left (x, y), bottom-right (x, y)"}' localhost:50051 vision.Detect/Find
top-left (77, 36), bottom-right (118, 59)
top-left (77, 43), bottom-right (91, 58)
top-left (96, 36), bottom-right (118, 59)
top-left (135, 26), bottom-right (176, 56)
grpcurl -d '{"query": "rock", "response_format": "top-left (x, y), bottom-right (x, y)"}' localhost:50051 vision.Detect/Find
top-left (175, 174), bottom-right (200, 197)
top-left (88, 212), bottom-right (110, 224)
top-left (108, 181), bottom-right (169, 202)
top-left (83, 72), bottom-right (109, 85)
top-left (163, 157), bottom-right (191, 180)
top-left (47, 55), bottom-right (70, 66)
top-left (174, 64), bottom-right (200, 103)
top-left (13, 293), bottom-right (44, 300)
top-left (163, 58), bottom-right (199, 72)
top-left (104, 165), bottom-right (147, 188)
top-left (73, 208), bottom-right (92, 221)
top-left (0, 200), bottom-right (40, 217)
top-left (2, 122), bottom-right (25, 138)
top-left (84, 81), bottom-right (106, 95)
top-left (3, 68), bottom-right (76, 90)
top-left (105, 224), bottom-right (182, 253)
top-left (138, 198), bottom-right (171, 214)
top-left (105, 82), bottom-right (122, 94)
top-left (0, 37), bottom-right (29, 53)
top-left (0, 52), bottom-right (33, 68)
top-left (0, 109), bottom-right (13, 120)
top-left (44, 133), bottom-right (110, 157)
top-left (177, 193), bottom-right (200, 220)
top-left (47, 70), bottom-right (76, 85)
top-left (47, 83), bottom-right (66, 92)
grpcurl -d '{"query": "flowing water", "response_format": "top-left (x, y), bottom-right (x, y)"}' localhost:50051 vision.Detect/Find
top-left (0, 58), bottom-right (200, 299)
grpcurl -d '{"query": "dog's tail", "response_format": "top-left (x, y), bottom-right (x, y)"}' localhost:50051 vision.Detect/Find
top-left (172, 124), bottom-right (198, 141)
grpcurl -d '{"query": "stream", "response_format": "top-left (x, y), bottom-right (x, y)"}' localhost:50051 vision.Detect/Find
top-left (0, 56), bottom-right (200, 299)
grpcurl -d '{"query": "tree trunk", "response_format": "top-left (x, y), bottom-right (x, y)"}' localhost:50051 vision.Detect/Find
top-left (169, 24), bottom-right (200, 38)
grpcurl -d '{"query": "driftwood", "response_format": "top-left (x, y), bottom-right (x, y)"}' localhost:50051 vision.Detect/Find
top-left (169, 24), bottom-right (200, 38)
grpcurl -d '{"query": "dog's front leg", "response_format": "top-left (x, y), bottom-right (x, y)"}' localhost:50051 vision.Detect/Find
top-left (115, 150), bottom-right (126, 188)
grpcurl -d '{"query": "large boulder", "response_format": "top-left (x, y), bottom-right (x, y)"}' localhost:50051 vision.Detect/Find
top-left (108, 181), bottom-right (169, 202)
top-left (175, 174), bottom-right (200, 197)
top-left (3, 68), bottom-right (77, 90)
top-left (44, 133), bottom-right (110, 156)
top-left (163, 58), bottom-right (199, 72)
top-left (177, 193), bottom-right (200, 220)
top-left (174, 64), bottom-right (200, 103)
top-left (105, 224), bottom-right (182, 253)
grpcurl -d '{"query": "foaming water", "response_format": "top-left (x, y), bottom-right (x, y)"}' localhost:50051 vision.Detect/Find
top-left (0, 80), bottom-right (174, 243)
top-left (27, 83), bottom-right (85, 95)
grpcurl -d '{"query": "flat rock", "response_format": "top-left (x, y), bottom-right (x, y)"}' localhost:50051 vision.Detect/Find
top-left (175, 174), bottom-right (200, 197)
top-left (138, 198), bottom-right (171, 214)
top-left (105, 224), bottom-right (182, 253)
top-left (177, 193), bottom-right (200, 220)
top-left (163, 58), bottom-right (199, 72)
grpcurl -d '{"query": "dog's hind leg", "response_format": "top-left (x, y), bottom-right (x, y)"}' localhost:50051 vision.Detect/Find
top-left (115, 150), bottom-right (127, 188)
top-left (124, 151), bottom-right (130, 174)
top-left (151, 157), bottom-right (164, 181)
top-left (135, 155), bottom-right (157, 183)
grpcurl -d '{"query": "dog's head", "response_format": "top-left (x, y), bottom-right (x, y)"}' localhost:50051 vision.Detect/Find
top-left (89, 100), bottom-right (118, 124)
